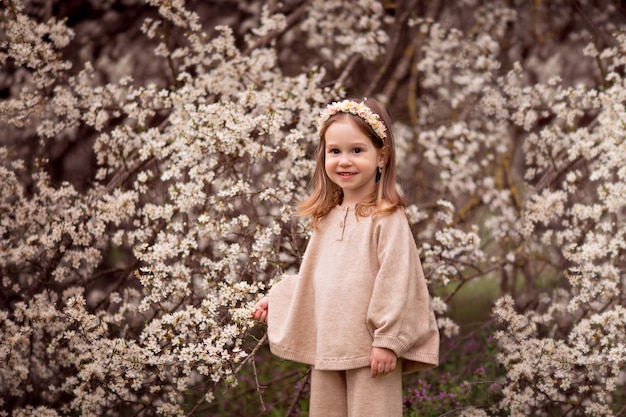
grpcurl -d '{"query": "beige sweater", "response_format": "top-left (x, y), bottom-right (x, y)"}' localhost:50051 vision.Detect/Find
top-left (268, 205), bottom-right (439, 373)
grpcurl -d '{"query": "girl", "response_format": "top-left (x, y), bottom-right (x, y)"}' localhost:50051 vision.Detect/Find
top-left (253, 98), bottom-right (439, 417)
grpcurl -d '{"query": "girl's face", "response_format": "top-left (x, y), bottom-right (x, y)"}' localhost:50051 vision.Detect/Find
top-left (323, 117), bottom-right (385, 205)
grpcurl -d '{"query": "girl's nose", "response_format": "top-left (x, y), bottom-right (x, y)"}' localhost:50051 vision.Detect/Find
top-left (338, 154), bottom-right (352, 166)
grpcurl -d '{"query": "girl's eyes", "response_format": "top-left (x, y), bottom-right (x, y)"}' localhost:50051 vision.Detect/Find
top-left (328, 148), bottom-right (363, 154)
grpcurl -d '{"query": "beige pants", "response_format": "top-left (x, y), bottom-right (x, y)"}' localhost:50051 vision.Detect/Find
top-left (308, 363), bottom-right (403, 417)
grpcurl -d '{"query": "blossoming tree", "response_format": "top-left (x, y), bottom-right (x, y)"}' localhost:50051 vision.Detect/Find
top-left (1, 0), bottom-right (624, 416)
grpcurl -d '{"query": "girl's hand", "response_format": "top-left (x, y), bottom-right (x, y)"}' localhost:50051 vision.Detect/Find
top-left (252, 296), bottom-right (269, 323)
top-left (369, 347), bottom-right (397, 378)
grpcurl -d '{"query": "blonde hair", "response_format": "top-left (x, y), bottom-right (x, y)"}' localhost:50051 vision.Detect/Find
top-left (297, 97), bottom-right (406, 226)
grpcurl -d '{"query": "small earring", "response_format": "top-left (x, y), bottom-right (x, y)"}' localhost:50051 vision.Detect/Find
top-left (378, 167), bottom-right (382, 173)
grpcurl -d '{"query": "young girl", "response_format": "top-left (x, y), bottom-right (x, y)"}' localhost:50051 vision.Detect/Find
top-left (253, 97), bottom-right (439, 417)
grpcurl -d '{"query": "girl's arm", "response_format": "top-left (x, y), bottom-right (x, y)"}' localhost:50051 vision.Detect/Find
top-left (252, 296), bottom-right (269, 323)
top-left (367, 209), bottom-right (430, 355)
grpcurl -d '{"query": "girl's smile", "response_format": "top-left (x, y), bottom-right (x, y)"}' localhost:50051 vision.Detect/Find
top-left (324, 117), bottom-right (384, 205)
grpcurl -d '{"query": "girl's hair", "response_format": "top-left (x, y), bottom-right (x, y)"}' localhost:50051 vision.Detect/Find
top-left (297, 97), bottom-right (406, 226)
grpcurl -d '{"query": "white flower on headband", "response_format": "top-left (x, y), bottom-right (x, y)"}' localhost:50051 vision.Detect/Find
top-left (317, 99), bottom-right (388, 142)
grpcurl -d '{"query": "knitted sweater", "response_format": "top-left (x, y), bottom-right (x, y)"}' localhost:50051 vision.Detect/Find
top-left (267, 204), bottom-right (440, 373)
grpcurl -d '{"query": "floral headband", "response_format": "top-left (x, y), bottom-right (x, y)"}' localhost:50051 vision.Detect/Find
top-left (317, 99), bottom-right (388, 142)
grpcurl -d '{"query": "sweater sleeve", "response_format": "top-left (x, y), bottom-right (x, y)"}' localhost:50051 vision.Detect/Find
top-left (366, 209), bottom-right (432, 357)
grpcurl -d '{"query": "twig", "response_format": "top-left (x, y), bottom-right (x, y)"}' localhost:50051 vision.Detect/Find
top-left (365, 0), bottom-right (419, 99)
top-left (333, 53), bottom-right (362, 92)
top-left (381, 35), bottom-right (420, 106)
top-left (251, 354), bottom-right (267, 412)
top-left (243, 1), bottom-right (310, 56)
top-left (234, 333), bottom-right (268, 375)
top-left (285, 367), bottom-right (311, 417)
